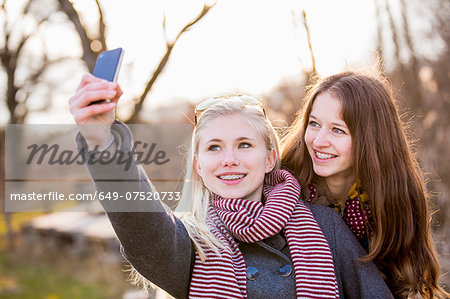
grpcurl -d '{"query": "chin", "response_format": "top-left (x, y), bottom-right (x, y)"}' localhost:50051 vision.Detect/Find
top-left (215, 191), bottom-right (243, 199)
top-left (313, 168), bottom-right (334, 178)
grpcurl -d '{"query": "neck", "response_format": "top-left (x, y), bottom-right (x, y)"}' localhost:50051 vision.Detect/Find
top-left (325, 175), bottom-right (355, 206)
top-left (243, 185), bottom-right (264, 202)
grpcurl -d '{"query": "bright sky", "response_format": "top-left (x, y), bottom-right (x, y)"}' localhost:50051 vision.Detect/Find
top-left (103, 0), bottom-right (378, 105)
top-left (8, 0), bottom-right (387, 123)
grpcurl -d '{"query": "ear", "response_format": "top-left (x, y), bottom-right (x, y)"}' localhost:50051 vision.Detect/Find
top-left (193, 154), bottom-right (202, 176)
top-left (265, 148), bottom-right (277, 173)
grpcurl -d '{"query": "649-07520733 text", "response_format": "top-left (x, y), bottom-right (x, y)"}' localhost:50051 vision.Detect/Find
top-left (97, 191), bottom-right (181, 201)
top-left (9, 191), bottom-right (182, 201)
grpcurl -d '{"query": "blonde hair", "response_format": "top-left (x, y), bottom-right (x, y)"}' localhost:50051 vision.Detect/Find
top-left (177, 96), bottom-right (281, 260)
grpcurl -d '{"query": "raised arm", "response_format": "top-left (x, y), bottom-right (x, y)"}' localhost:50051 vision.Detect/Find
top-left (70, 75), bottom-right (194, 298)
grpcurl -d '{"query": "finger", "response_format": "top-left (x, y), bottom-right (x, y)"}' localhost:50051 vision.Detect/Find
top-left (77, 82), bottom-right (121, 105)
top-left (70, 83), bottom-right (117, 107)
top-left (70, 79), bottom-right (109, 106)
top-left (76, 73), bottom-right (104, 90)
top-left (78, 80), bottom-right (115, 95)
top-left (72, 102), bottom-right (116, 124)
top-left (80, 89), bottom-right (117, 108)
top-left (70, 89), bottom-right (116, 109)
top-left (110, 84), bottom-right (123, 104)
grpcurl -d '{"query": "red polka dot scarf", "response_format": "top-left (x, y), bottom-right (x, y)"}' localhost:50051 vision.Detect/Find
top-left (307, 181), bottom-right (371, 240)
top-left (189, 170), bottom-right (339, 298)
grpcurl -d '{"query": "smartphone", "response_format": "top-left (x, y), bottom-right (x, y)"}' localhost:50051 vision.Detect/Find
top-left (89, 47), bottom-right (124, 105)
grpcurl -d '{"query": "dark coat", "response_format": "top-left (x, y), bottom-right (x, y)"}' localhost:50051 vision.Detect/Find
top-left (78, 121), bottom-right (393, 299)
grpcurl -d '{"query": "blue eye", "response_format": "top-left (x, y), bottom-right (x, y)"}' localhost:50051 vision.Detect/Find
top-left (239, 142), bottom-right (251, 149)
top-left (208, 145), bottom-right (221, 151)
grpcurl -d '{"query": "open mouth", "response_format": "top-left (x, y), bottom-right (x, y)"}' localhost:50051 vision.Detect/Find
top-left (315, 151), bottom-right (337, 160)
top-left (218, 174), bottom-right (246, 181)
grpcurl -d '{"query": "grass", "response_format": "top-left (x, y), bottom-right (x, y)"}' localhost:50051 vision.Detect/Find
top-left (0, 212), bottom-right (129, 299)
top-left (0, 251), bottom-right (122, 298)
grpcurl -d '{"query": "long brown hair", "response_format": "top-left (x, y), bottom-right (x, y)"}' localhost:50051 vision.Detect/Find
top-left (281, 71), bottom-right (445, 298)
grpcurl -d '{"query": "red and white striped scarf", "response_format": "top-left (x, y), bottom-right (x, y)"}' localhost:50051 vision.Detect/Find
top-left (189, 170), bottom-right (339, 298)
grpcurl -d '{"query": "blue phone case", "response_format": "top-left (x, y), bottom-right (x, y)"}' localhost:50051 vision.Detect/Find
top-left (92, 48), bottom-right (124, 82)
top-left (89, 48), bottom-right (124, 105)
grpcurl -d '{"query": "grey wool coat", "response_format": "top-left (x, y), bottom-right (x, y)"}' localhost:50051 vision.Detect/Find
top-left (78, 121), bottom-right (393, 299)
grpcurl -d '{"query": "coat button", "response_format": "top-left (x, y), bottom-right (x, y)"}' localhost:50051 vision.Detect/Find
top-left (279, 264), bottom-right (292, 277)
top-left (246, 266), bottom-right (259, 280)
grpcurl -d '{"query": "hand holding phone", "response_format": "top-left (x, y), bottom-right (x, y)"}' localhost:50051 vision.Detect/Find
top-left (89, 47), bottom-right (124, 105)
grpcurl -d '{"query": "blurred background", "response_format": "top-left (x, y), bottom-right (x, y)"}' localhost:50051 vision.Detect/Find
top-left (0, 0), bottom-right (449, 298)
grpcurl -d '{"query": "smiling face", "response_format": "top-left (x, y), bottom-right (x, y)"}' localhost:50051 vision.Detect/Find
top-left (194, 113), bottom-right (276, 202)
top-left (305, 91), bottom-right (355, 185)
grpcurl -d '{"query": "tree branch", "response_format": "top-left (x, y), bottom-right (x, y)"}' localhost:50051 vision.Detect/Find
top-left (57, 0), bottom-right (96, 70)
top-left (173, 4), bottom-right (213, 45)
top-left (94, 0), bottom-right (107, 52)
top-left (125, 3), bottom-right (215, 123)
top-left (399, 0), bottom-right (423, 110)
top-left (373, 0), bottom-right (385, 74)
top-left (385, 0), bottom-right (406, 77)
top-left (302, 10), bottom-right (316, 77)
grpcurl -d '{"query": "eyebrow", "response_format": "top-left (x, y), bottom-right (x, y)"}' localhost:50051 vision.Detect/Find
top-left (204, 136), bottom-right (255, 143)
top-left (236, 136), bottom-right (255, 141)
top-left (309, 114), bottom-right (347, 128)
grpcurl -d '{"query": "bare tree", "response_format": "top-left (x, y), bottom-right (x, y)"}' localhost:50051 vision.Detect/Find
top-left (292, 9), bottom-right (317, 83)
top-left (377, 0), bottom-right (450, 288)
top-left (301, 10), bottom-right (316, 79)
top-left (56, 0), bottom-right (106, 71)
top-left (373, 0), bottom-right (385, 73)
top-left (384, 0), bottom-right (408, 80)
top-left (126, 4), bottom-right (215, 123)
top-left (398, 0), bottom-right (423, 111)
top-left (1, 0), bottom-right (214, 248)
top-left (382, 0), bottom-right (424, 113)
top-left (0, 0), bottom-right (71, 248)
top-left (57, 1), bottom-right (214, 123)
top-left (0, 0), bottom-right (69, 124)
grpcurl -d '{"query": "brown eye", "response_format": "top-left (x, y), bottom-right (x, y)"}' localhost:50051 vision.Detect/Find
top-left (309, 120), bottom-right (320, 128)
top-left (332, 127), bottom-right (345, 134)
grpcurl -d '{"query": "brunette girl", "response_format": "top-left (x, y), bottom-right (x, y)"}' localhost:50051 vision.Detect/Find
top-left (281, 71), bottom-right (446, 298)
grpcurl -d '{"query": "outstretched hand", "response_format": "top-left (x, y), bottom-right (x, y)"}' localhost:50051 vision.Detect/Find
top-left (69, 74), bottom-right (123, 150)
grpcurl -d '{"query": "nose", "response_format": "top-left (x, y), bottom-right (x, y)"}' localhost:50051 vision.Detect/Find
top-left (220, 148), bottom-right (240, 167)
top-left (312, 129), bottom-right (330, 147)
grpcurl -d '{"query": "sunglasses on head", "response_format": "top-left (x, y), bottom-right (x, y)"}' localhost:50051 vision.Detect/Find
top-left (194, 95), bottom-right (266, 126)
